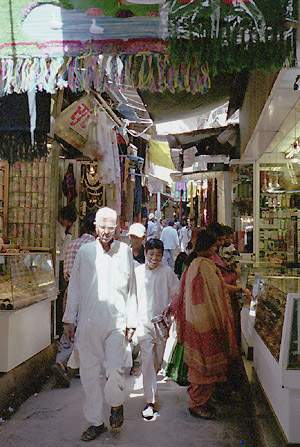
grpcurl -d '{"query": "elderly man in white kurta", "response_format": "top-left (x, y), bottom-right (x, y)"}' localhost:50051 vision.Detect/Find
top-left (135, 238), bottom-right (179, 420)
top-left (63, 207), bottom-right (137, 442)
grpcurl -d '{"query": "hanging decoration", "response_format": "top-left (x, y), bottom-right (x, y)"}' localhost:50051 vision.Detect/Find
top-left (0, 53), bottom-right (211, 96)
top-left (0, 0), bottom-right (297, 96)
top-left (120, 54), bottom-right (210, 95)
top-left (168, 0), bottom-right (297, 74)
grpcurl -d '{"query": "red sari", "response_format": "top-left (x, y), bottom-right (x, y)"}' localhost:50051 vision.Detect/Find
top-left (174, 257), bottom-right (238, 408)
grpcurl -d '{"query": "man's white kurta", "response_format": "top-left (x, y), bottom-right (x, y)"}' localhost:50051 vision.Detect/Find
top-left (160, 226), bottom-right (179, 250)
top-left (63, 239), bottom-right (138, 366)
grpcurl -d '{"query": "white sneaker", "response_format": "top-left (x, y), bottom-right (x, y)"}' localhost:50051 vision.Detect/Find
top-left (142, 404), bottom-right (155, 420)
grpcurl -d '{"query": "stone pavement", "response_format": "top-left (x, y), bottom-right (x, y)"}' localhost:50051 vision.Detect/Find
top-left (0, 373), bottom-right (256, 447)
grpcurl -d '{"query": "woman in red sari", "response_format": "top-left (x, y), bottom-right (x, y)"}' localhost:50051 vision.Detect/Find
top-left (172, 230), bottom-right (238, 420)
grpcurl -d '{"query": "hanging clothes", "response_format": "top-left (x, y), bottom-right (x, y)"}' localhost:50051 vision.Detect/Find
top-left (62, 163), bottom-right (77, 204)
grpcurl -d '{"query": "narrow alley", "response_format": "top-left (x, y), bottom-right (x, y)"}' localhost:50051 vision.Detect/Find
top-left (0, 374), bottom-right (254, 447)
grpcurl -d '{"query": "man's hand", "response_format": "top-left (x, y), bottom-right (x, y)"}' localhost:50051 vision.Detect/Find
top-left (64, 323), bottom-right (75, 343)
top-left (125, 328), bottom-right (135, 343)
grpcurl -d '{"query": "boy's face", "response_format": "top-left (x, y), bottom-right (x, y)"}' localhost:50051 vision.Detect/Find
top-left (217, 236), bottom-right (225, 248)
top-left (146, 248), bottom-right (163, 270)
top-left (224, 234), bottom-right (233, 247)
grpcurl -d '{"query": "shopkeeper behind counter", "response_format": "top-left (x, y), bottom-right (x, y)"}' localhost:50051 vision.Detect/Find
top-left (56, 205), bottom-right (77, 336)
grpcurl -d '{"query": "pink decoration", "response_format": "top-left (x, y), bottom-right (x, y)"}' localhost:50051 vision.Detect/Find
top-left (85, 8), bottom-right (104, 16)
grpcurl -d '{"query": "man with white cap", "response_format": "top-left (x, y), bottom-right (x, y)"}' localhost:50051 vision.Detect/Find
top-left (147, 212), bottom-right (162, 240)
top-left (128, 223), bottom-right (146, 264)
top-left (63, 207), bottom-right (137, 442)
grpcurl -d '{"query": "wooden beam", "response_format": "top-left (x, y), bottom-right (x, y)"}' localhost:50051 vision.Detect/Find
top-left (91, 90), bottom-right (124, 127)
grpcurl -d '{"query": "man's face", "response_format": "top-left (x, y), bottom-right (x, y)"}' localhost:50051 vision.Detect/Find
top-left (96, 216), bottom-right (117, 245)
top-left (129, 235), bottom-right (144, 250)
top-left (146, 248), bottom-right (163, 270)
top-left (60, 218), bottom-right (73, 231)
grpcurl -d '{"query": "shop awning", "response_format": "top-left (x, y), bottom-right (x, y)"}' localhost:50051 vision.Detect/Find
top-left (168, 124), bottom-right (239, 171)
top-left (145, 139), bottom-right (179, 185)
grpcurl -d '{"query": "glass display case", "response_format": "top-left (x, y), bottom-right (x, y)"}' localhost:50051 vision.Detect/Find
top-left (287, 298), bottom-right (300, 370)
top-left (0, 252), bottom-right (56, 310)
top-left (8, 152), bottom-right (58, 251)
top-left (259, 163), bottom-right (300, 264)
top-left (0, 161), bottom-right (8, 238)
top-left (251, 290), bottom-right (300, 444)
top-left (231, 163), bottom-right (253, 253)
top-left (241, 264), bottom-right (300, 360)
top-left (254, 281), bottom-right (287, 361)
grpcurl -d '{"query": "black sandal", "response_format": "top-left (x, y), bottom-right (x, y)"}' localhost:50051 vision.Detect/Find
top-left (110, 405), bottom-right (124, 431)
top-left (80, 424), bottom-right (107, 442)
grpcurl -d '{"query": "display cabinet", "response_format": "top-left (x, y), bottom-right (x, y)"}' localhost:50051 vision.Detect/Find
top-left (231, 163), bottom-right (253, 253)
top-left (0, 252), bottom-right (56, 372)
top-left (240, 265), bottom-right (300, 360)
top-left (0, 252), bottom-right (56, 310)
top-left (8, 152), bottom-right (59, 251)
top-left (258, 163), bottom-right (300, 264)
top-left (253, 293), bottom-right (300, 444)
top-left (0, 160), bottom-right (9, 238)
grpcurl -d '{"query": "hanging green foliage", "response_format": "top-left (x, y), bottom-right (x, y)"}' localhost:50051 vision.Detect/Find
top-left (168, 0), bottom-right (297, 74)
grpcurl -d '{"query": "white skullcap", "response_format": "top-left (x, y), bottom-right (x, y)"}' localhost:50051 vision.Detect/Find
top-left (95, 207), bottom-right (117, 227)
top-left (128, 223), bottom-right (146, 238)
top-left (148, 213), bottom-right (155, 220)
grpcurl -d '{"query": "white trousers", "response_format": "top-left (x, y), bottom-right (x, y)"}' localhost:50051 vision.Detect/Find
top-left (138, 325), bottom-right (167, 404)
top-left (79, 328), bottom-right (126, 427)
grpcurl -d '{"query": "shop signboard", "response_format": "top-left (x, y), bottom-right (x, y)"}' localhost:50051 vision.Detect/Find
top-left (54, 95), bottom-right (94, 149)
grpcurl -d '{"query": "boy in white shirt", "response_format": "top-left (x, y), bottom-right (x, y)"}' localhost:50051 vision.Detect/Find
top-left (135, 238), bottom-right (179, 420)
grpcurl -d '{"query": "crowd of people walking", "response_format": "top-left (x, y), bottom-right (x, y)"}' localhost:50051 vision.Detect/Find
top-left (54, 206), bottom-right (251, 442)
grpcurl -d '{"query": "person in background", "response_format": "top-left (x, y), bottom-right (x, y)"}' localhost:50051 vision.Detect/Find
top-left (178, 219), bottom-right (191, 253)
top-left (146, 213), bottom-right (161, 240)
top-left (174, 251), bottom-right (188, 280)
top-left (220, 226), bottom-right (240, 263)
top-left (170, 230), bottom-right (238, 420)
top-left (188, 217), bottom-right (200, 252)
top-left (52, 213), bottom-right (96, 388)
top-left (208, 223), bottom-right (251, 347)
top-left (56, 205), bottom-right (77, 336)
top-left (146, 213), bottom-right (156, 240)
top-left (141, 202), bottom-right (149, 227)
top-left (135, 239), bottom-right (179, 420)
top-left (207, 223), bottom-right (235, 284)
top-left (160, 220), bottom-right (179, 269)
top-left (128, 223), bottom-right (146, 264)
top-left (63, 207), bottom-right (137, 442)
